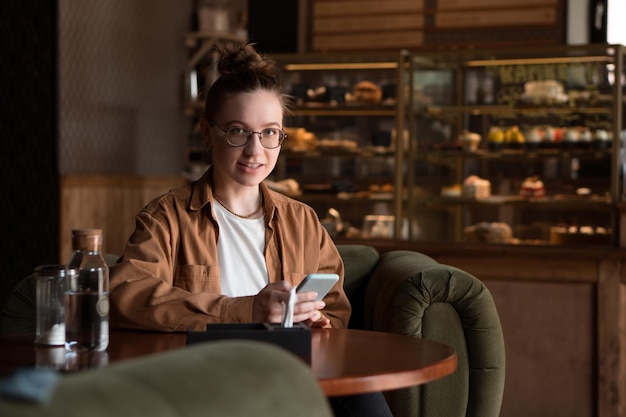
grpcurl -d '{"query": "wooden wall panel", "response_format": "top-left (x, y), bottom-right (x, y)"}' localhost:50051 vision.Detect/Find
top-left (309, 0), bottom-right (565, 52)
top-left (60, 176), bottom-right (186, 263)
top-left (485, 279), bottom-right (594, 417)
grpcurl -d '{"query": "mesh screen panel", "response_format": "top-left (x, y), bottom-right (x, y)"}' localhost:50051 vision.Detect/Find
top-left (58, 0), bottom-right (190, 175)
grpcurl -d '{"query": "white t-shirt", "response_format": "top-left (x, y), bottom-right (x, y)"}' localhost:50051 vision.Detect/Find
top-left (214, 201), bottom-right (268, 297)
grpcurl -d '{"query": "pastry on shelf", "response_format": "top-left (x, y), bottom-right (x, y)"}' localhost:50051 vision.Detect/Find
top-left (264, 178), bottom-right (301, 197)
top-left (307, 85), bottom-right (348, 104)
top-left (504, 126), bottom-right (525, 149)
top-left (441, 184), bottom-right (462, 198)
top-left (283, 127), bottom-right (317, 151)
top-left (465, 222), bottom-right (513, 244)
top-left (550, 225), bottom-right (611, 245)
top-left (458, 130), bottom-right (481, 152)
top-left (519, 80), bottom-right (568, 105)
top-left (593, 129), bottom-right (611, 150)
top-left (316, 138), bottom-right (358, 152)
top-left (368, 183), bottom-right (394, 199)
top-left (462, 175), bottom-right (491, 199)
top-left (350, 81), bottom-right (382, 104)
top-left (520, 175), bottom-right (545, 199)
top-left (524, 127), bottom-right (542, 150)
top-left (487, 126), bottom-right (504, 150)
top-left (541, 126), bottom-right (560, 149)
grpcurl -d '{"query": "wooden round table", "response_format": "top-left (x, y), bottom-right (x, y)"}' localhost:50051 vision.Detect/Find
top-left (310, 328), bottom-right (456, 396)
top-left (1, 328), bottom-right (457, 397)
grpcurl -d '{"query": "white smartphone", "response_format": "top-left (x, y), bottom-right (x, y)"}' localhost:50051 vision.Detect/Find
top-left (296, 273), bottom-right (339, 301)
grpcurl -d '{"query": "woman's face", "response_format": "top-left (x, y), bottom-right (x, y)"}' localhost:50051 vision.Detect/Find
top-left (206, 90), bottom-right (284, 191)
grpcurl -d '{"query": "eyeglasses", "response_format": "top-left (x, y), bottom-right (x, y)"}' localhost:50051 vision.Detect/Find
top-left (211, 121), bottom-right (287, 149)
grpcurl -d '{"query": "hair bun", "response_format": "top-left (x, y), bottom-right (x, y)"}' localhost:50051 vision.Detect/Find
top-left (216, 43), bottom-right (275, 78)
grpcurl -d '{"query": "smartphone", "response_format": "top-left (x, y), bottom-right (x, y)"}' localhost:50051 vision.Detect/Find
top-left (296, 273), bottom-right (339, 301)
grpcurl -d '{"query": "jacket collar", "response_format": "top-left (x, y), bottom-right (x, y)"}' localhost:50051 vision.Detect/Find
top-left (189, 166), bottom-right (277, 220)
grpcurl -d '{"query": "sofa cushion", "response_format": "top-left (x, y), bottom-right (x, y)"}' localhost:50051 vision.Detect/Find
top-left (0, 340), bottom-right (333, 417)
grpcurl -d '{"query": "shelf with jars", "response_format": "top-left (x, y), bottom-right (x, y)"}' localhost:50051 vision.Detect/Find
top-left (402, 44), bottom-right (625, 248)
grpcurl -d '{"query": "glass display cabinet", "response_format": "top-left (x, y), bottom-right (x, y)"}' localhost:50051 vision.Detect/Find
top-left (403, 44), bottom-right (625, 248)
top-left (261, 45), bottom-right (626, 248)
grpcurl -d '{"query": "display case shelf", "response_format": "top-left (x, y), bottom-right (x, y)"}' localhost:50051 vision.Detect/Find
top-left (288, 105), bottom-right (397, 117)
top-left (425, 105), bottom-right (614, 116)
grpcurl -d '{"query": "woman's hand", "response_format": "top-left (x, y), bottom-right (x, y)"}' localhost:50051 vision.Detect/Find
top-left (252, 281), bottom-right (327, 324)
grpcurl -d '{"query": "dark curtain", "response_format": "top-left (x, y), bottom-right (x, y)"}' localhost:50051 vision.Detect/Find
top-left (0, 0), bottom-right (59, 309)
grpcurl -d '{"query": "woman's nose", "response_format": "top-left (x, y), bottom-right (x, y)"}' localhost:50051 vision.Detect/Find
top-left (243, 132), bottom-right (264, 155)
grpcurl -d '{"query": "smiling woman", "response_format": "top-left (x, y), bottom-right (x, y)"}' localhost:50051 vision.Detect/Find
top-left (107, 42), bottom-right (392, 417)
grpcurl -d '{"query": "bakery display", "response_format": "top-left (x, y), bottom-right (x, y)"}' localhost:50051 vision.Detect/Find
top-left (268, 47), bottom-right (622, 250)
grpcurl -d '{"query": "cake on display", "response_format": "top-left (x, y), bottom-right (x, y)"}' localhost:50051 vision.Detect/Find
top-left (462, 175), bottom-right (491, 199)
top-left (520, 80), bottom-right (568, 105)
top-left (520, 176), bottom-right (545, 199)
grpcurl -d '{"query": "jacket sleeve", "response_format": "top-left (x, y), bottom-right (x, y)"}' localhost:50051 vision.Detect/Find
top-left (109, 203), bottom-right (254, 332)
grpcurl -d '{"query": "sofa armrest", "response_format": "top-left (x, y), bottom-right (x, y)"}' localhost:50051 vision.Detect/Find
top-left (0, 340), bottom-right (332, 417)
top-left (365, 250), bottom-right (505, 417)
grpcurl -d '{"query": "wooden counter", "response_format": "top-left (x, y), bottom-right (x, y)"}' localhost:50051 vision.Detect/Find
top-left (337, 239), bottom-right (626, 417)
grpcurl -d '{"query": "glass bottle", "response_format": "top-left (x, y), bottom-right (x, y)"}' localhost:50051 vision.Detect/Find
top-left (65, 228), bottom-right (109, 352)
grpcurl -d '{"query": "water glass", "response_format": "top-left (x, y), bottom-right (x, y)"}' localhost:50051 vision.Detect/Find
top-left (34, 265), bottom-right (67, 346)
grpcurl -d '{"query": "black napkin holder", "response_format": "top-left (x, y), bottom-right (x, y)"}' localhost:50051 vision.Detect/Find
top-left (187, 323), bottom-right (312, 364)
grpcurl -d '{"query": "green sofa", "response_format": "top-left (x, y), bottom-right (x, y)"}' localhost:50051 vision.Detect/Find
top-left (0, 245), bottom-right (505, 417)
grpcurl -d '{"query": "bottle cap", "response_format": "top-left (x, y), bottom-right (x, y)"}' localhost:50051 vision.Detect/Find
top-left (72, 228), bottom-right (102, 237)
top-left (72, 228), bottom-right (103, 251)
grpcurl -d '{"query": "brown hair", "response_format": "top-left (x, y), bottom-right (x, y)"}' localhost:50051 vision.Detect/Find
top-left (203, 43), bottom-right (290, 122)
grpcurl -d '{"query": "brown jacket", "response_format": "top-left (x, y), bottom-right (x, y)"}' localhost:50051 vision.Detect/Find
top-left (109, 168), bottom-right (351, 331)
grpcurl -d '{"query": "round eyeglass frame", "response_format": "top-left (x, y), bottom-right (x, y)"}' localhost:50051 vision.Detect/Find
top-left (210, 121), bottom-right (287, 149)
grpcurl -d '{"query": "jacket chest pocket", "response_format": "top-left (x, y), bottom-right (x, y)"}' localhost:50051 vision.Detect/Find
top-left (174, 264), bottom-right (220, 293)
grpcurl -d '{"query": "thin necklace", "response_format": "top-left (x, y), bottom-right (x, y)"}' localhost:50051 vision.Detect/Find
top-left (213, 194), bottom-right (262, 219)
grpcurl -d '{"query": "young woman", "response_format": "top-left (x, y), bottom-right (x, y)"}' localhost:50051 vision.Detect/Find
top-left (109, 43), bottom-right (391, 417)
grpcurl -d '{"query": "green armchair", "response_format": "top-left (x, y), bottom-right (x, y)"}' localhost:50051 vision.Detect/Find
top-left (338, 245), bottom-right (505, 417)
top-left (1, 245), bottom-right (505, 417)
